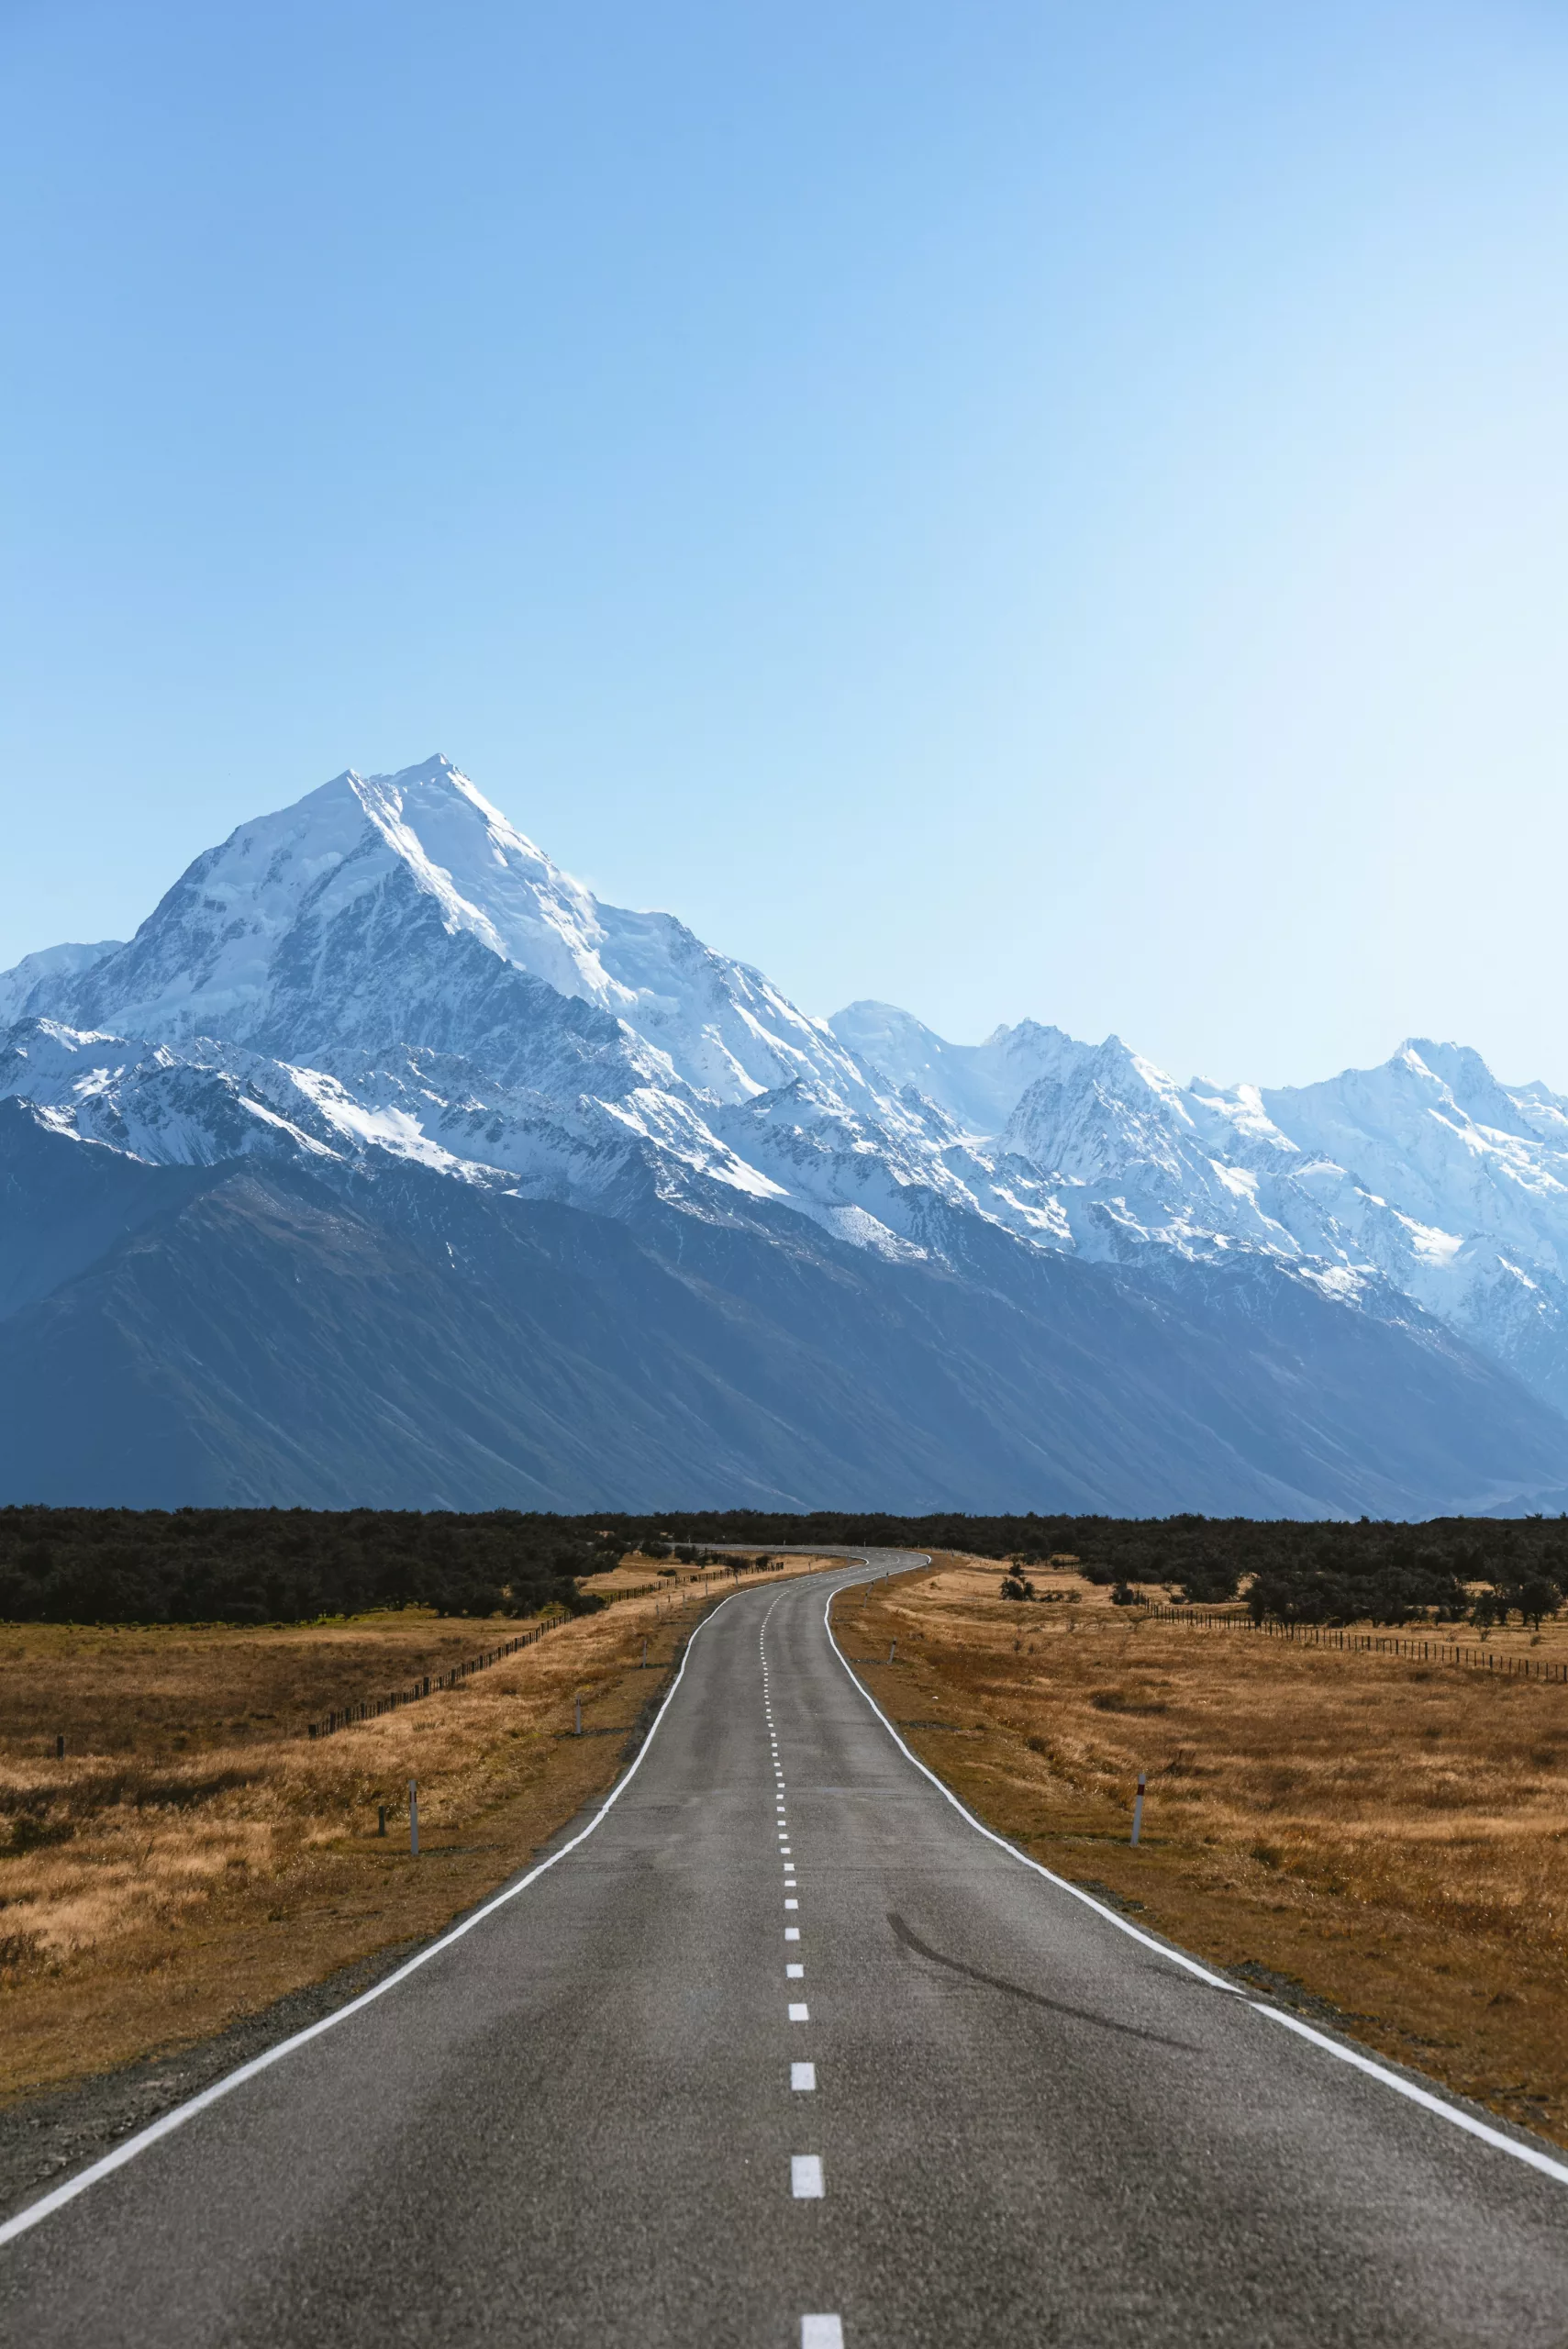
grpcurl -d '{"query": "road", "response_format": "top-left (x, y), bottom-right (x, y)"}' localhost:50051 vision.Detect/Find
top-left (4, 1553), bottom-right (1567, 2346)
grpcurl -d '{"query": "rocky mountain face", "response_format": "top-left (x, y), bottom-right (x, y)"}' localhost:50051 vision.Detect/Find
top-left (4, 754), bottom-right (1567, 1511)
top-left (830, 1002), bottom-right (1568, 1417)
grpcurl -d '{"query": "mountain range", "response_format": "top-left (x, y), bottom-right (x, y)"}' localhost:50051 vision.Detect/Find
top-left (5, 753), bottom-right (1567, 1516)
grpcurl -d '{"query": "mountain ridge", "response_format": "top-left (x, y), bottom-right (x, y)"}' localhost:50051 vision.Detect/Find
top-left (5, 754), bottom-right (1566, 1512)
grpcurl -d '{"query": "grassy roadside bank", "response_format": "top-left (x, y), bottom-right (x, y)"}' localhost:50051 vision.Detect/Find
top-left (0, 1555), bottom-right (830, 2106)
top-left (838, 1556), bottom-right (1568, 2153)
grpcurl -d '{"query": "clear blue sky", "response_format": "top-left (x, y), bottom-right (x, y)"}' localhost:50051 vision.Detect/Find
top-left (4, 0), bottom-right (1566, 1088)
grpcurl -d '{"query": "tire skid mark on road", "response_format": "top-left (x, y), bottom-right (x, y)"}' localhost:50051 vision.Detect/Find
top-left (823, 1560), bottom-right (1568, 2195)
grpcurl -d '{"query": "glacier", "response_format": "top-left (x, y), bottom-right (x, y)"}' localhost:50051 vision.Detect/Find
top-left (3, 753), bottom-right (1566, 1512)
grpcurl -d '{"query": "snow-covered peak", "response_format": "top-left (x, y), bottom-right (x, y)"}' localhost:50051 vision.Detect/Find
top-left (828, 1000), bottom-right (1090, 1134)
top-left (1005, 1035), bottom-right (1196, 1184)
top-left (40, 757), bottom-right (618, 1044)
top-left (1397, 1037), bottom-right (1542, 1141)
top-left (1262, 1038), bottom-right (1519, 1162)
top-left (0, 939), bottom-right (124, 1028)
top-left (1260, 1042), bottom-right (1568, 1229)
top-left (30, 756), bottom-right (869, 1108)
top-left (345, 755), bottom-right (638, 1011)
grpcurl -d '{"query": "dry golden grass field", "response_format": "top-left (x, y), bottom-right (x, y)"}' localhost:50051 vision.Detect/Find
top-left (841, 1558), bottom-right (1568, 2152)
top-left (0, 1555), bottom-right (829, 2104)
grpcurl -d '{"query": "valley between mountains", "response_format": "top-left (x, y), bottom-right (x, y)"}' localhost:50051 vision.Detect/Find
top-left (5, 754), bottom-right (1568, 1513)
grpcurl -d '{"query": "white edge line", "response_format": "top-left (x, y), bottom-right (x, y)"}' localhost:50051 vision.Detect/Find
top-left (0, 1585), bottom-right (748, 2251)
top-left (823, 1558), bottom-right (1568, 2192)
top-left (1250, 2005), bottom-right (1568, 2184)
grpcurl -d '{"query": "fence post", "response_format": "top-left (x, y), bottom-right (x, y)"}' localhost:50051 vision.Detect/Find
top-left (1131, 1771), bottom-right (1146, 1847)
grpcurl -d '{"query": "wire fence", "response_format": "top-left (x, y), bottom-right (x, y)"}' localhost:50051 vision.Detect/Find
top-left (305, 1616), bottom-right (572, 1739)
top-left (301, 1556), bottom-right (786, 1739)
top-left (1144, 1606), bottom-right (1568, 1686)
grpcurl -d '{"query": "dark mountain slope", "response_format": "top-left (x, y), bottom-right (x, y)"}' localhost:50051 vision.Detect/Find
top-left (0, 1098), bottom-right (216, 1318)
top-left (2, 1117), bottom-right (1564, 1514)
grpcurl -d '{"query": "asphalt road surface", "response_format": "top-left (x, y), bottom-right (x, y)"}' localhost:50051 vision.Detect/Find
top-left (5, 1553), bottom-right (1568, 2347)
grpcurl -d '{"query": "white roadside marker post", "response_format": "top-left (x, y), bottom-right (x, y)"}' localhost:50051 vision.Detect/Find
top-left (409, 1779), bottom-right (419, 1857)
top-left (1131, 1770), bottom-right (1146, 1848)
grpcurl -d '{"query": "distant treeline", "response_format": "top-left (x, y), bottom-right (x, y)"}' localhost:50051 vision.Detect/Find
top-left (622, 1510), bottom-right (1568, 1631)
top-left (2, 1508), bottom-right (1565, 1629)
top-left (0, 1509), bottom-right (625, 1626)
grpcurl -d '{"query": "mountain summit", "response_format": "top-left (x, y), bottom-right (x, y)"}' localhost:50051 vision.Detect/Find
top-left (4, 758), bottom-right (1566, 1513)
top-left (38, 757), bottom-right (859, 1107)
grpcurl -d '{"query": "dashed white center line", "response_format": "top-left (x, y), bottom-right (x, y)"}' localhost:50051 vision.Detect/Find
top-left (784, 1898), bottom-right (799, 1909)
top-left (791, 2062), bottom-right (816, 2091)
top-left (788, 2000), bottom-right (809, 2021)
top-left (785, 1926), bottom-right (800, 1941)
top-left (786, 1963), bottom-right (804, 1978)
top-left (801, 2318), bottom-right (842, 2349)
top-left (792, 2154), bottom-right (825, 2199)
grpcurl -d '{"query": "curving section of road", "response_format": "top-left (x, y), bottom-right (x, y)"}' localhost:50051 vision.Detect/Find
top-left (3, 1552), bottom-right (1566, 2347)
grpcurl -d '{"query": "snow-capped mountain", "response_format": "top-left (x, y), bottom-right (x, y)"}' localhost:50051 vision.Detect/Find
top-left (4, 754), bottom-right (1566, 1512)
top-left (0, 938), bottom-right (122, 1028)
top-left (830, 1008), bottom-right (1568, 1414)
top-left (828, 1002), bottom-right (1087, 1136)
top-left (26, 758), bottom-right (863, 1108)
top-left (4, 758), bottom-right (1079, 1261)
